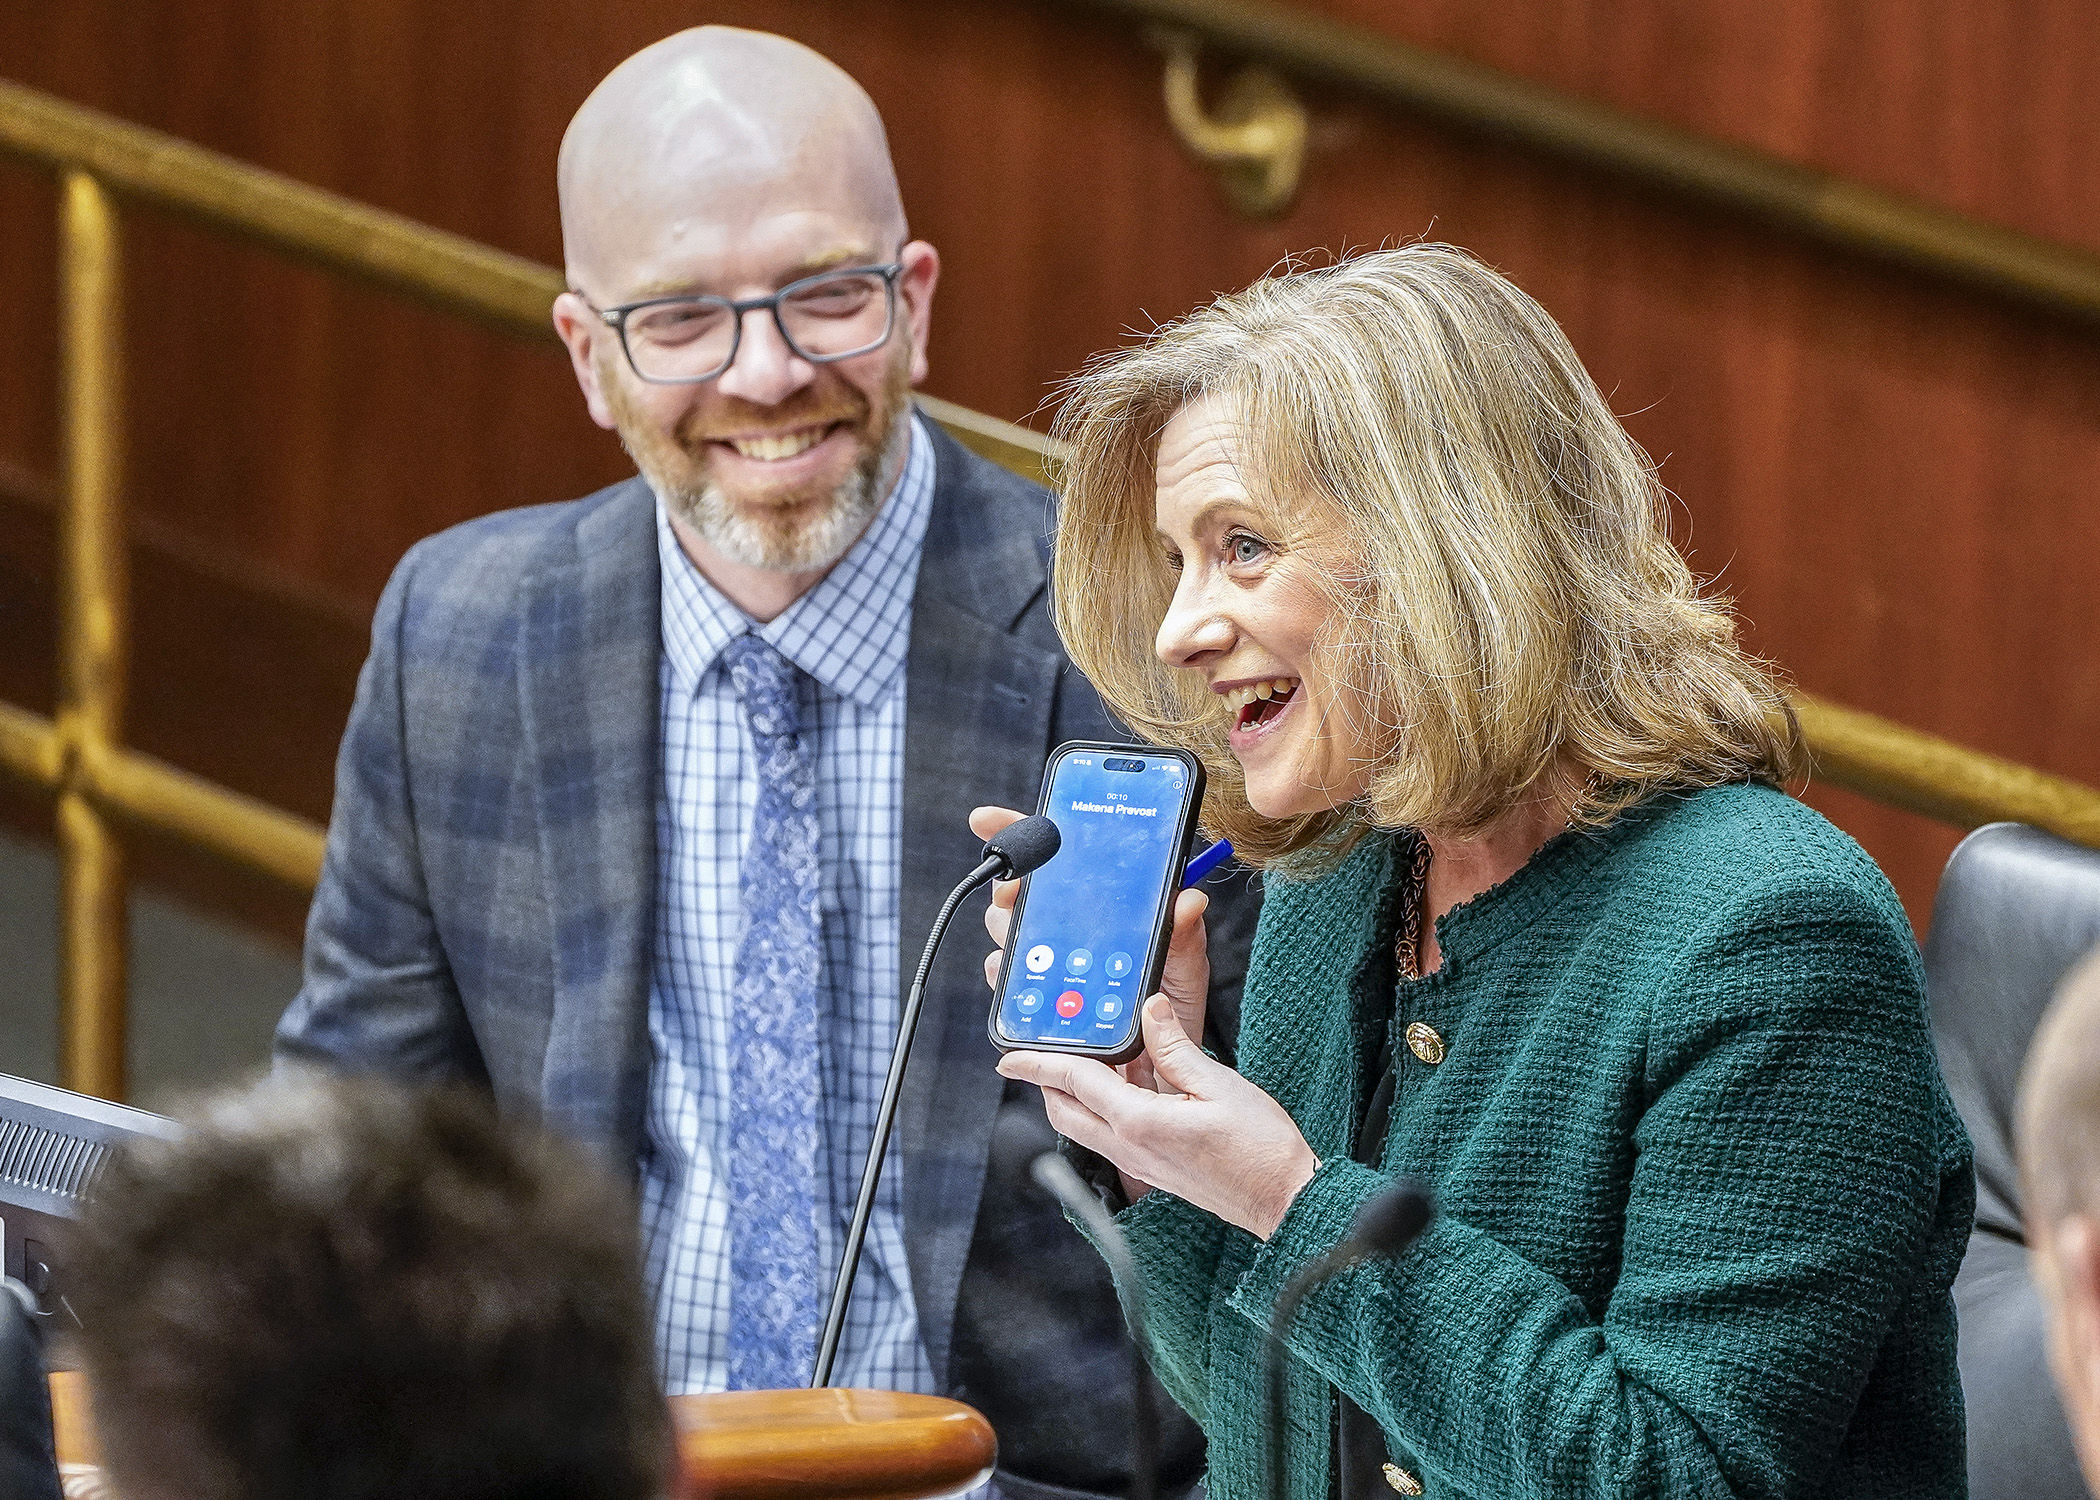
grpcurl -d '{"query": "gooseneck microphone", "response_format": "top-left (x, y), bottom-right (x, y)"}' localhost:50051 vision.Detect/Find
top-left (810, 815), bottom-right (1063, 1388)
top-left (1265, 1180), bottom-right (1434, 1500)
top-left (1030, 1152), bottom-right (1158, 1500)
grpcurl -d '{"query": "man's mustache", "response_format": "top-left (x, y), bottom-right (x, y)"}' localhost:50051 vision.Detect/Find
top-left (675, 392), bottom-right (871, 452)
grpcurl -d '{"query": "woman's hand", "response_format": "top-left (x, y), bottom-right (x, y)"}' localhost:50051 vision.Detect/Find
top-left (968, 804), bottom-right (1214, 1086)
top-left (997, 995), bottom-right (1319, 1241)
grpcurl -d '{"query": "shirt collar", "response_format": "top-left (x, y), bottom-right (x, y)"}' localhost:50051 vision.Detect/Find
top-left (656, 411), bottom-right (937, 711)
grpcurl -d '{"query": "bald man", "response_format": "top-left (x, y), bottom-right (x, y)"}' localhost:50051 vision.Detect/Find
top-left (277, 27), bottom-right (1255, 1500)
top-left (2022, 949), bottom-right (2100, 1494)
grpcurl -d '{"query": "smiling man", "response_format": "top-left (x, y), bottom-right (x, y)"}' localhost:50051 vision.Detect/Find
top-left (275, 26), bottom-right (1254, 1500)
top-left (552, 32), bottom-right (929, 616)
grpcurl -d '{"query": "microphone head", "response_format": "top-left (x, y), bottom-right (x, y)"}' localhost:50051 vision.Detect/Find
top-left (986, 815), bottom-right (1062, 878)
top-left (1342, 1179), bottom-right (1434, 1261)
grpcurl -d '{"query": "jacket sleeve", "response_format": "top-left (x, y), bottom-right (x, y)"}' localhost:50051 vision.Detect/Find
top-left (273, 547), bottom-right (488, 1084)
top-left (1096, 1183), bottom-right (1240, 1427)
top-left (1225, 880), bottom-right (1965, 1500)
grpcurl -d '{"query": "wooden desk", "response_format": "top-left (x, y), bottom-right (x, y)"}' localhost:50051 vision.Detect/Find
top-left (51, 1373), bottom-right (996, 1500)
top-left (48, 1371), bottom-right (94, 1465)
top-left (673, 1388), bottom-right (996, 1500)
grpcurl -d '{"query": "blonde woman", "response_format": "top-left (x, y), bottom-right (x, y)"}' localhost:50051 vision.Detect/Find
top-left (977, 246), bottom-right (1971, 1500)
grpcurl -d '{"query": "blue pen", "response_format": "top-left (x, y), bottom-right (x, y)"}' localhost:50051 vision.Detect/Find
top-left (1182, 838), bottom-right (1234, 887)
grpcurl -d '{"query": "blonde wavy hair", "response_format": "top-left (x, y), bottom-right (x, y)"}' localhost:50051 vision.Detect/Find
top-left (1050, 244), bottom-right (1802, 868)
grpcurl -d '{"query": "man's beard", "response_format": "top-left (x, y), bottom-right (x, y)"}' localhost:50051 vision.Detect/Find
top-left (609, 342), bottom-right (914, 573)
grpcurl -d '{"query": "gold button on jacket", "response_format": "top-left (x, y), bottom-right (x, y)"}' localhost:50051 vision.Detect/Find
top-left (1383, 1461), bottom-right (1424, 1494)
top-left (1404, 1020), bottom-right (1445, 1065)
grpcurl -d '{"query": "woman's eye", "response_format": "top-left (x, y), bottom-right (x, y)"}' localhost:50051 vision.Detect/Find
top-left (1162, 547), bottom-right (1185, 572)
top-left (1227, 532), bottom-right (1271, 565)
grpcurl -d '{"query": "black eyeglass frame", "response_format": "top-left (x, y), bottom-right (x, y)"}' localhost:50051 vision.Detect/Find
top-left (587, 262), bottom-right (906, 385)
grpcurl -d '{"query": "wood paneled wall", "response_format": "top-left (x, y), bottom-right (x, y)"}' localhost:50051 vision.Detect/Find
top-left (4, 0), bottom-right (2100, 938)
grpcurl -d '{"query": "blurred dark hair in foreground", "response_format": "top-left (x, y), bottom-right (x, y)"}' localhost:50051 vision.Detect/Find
top-left (69, 1071), bottom-right (673, 1500)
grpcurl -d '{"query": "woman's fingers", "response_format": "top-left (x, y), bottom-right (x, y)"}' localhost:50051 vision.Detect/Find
top-left (982, 877), bottom-right (1019, 945)
top-left (968, 805), bottom-right (1026, 841)
top-left (1157, 886), bottom-right (1213, 1046)
top-left (998, 1050), bottom-right (1151, 1131)
top-left (999, 1010), bottom-right (1319, 1239)
top-left (1034, 1084), bottom-right (1116, 1154)
top-left (1139, 994), bottom-right (1220, 1094)
top-left (1171, 885), bottom-right (1210, 933)
top-left (982, 882), bottom-right (1018, 991)
top-left (970, 807), bottom-right (1027, 991)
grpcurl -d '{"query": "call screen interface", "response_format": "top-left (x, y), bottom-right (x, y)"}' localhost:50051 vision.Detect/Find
top-left (997, 751), bottom-right (1190, 1051)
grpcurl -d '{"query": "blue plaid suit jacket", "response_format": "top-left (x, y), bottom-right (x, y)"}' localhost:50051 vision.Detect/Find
top-left (277, 417), bottom-right (1257, 1500)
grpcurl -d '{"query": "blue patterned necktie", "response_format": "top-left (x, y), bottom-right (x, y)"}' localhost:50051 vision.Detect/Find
top-left (722, 634), bottom-right (823, 1390)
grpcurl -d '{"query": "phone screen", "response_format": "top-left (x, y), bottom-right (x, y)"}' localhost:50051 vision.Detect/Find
top-left (992, 748), bottom-right (1195, 1056)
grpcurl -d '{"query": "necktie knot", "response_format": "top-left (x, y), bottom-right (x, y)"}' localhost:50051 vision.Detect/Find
top-left (724, 635), bottom-right (803, 741)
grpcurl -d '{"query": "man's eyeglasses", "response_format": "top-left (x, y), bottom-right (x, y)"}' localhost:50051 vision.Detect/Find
top-left (587, 263), bottom-right (903, 385)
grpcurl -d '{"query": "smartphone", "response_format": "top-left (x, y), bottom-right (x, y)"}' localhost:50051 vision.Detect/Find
top-left (987, 741), bottom-right (1207, 1064)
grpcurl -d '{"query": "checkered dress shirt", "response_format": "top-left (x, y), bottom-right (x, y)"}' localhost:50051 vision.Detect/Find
top-left (640, 417), bottom-right (937, 1397)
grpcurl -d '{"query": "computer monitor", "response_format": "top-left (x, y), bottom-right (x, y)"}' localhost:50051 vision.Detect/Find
top-left (0, 1073), bottom-right (176, 1360)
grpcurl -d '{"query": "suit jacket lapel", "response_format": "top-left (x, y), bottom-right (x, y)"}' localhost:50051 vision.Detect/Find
top-left (899, 423), bottom-right (1061, 1386)
top-left (519, 480), bottom-right (661, 1168)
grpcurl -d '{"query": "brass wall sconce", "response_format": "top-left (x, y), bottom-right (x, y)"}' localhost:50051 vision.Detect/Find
top-left (1159, 32), bottom-right (1308, 219)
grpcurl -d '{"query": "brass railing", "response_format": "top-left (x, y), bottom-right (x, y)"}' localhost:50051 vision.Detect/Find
top-left (3, 76), bottom-right (2099, 1102)
top-left (1067, 0), bottom-right (2100, 326)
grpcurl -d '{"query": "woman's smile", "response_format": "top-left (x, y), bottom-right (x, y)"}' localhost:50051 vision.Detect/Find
top-left (1222, 675), bottom-right (1301, 745)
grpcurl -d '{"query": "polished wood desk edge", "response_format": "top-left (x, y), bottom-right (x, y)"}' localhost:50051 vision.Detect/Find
top-left (51, 1375), bottom-right (998, 1500)
top-left (48, 1369), bottom-right (97, 1465)
top-left (673, 1389), bottom-right (998, 1500)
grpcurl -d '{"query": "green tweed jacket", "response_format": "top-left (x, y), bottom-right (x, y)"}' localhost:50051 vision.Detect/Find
top-left (1110, 784), bottom-right (1972, 1500)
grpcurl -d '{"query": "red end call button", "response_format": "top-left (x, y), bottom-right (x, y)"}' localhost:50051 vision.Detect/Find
top-left (1055, 991), bottom-right (1085, 1018)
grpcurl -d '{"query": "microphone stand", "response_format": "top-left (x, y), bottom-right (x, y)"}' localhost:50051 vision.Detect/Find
top-left (810, 849), bottom-right (1003, 1388)
top-left (1265, 1182), bottom-right (1434, 1500)
top-left (1030, 1152), bottom-right (1157, 1500)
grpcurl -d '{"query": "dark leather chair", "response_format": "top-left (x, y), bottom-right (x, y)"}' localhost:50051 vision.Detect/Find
top-left (0, 1279), bottom-right (61, 1500)
top-left (1925, 821), bottom-right (2100, 1500)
